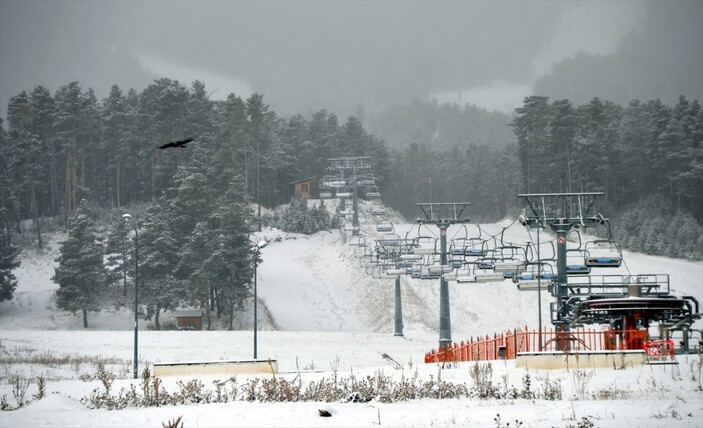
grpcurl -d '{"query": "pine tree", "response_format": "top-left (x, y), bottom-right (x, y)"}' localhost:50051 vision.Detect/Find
top-left (52, 200), bottom-right (105, 327)
top-left (104, 215), bottom-right (132, 296)
top-left (0, 208), bottom-right (21, 303)
top-left (136, 200), bottom-right (184, 330)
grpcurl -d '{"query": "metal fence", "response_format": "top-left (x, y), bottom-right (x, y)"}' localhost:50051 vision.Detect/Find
top-left (424, 325), bottom-right (658, 363)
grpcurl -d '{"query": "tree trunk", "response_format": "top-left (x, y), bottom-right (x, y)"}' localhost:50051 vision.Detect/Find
top-left (30, 177), bottom-right (43, 248)
top-left (116, 159), bottom-right (122, 208)
top-left (154, 305), bottom-right (161, 331)
top-left (82, 308), bottom-right (88, 328)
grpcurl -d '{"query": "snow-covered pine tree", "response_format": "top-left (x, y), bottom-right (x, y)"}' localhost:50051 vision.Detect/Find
top-left (52, 200), bottom-right (105, 327)
top-left (0, 208), bottom-right (21, 303)
top-left (104, 216), bottom-right (132, 297)
top-left (136, 200), bottom-right (184, 330)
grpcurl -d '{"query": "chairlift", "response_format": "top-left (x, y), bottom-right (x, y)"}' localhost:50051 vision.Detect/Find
top-left (420, 267), bottom-right (437, 279)
top-left (336, 192), bottom-right (351, 198)
top-left (376, 223), bottom-right (393, 232)
top-left (411, 236), bottom-right (437, 255)
top-left (371, 206), bottom-right (386, 216)
top-left (319, 191), bottom-right (332, 199)
top-left (584, 240), bottom-right (622, 267)
top-left (476, 254), bottom-right (496, 270)
top-left (474, 269), bottom-right (505, 283)
top-left (407, 265), bottom-right (423, 278)
top-left (453, 264), bottom-right (477, 283)
top-left (380, 233), bottom-right (402, 246)
top-left (566, 248), bottom-right (591, 275)
top-left (349, 234), bottom-right (366, 247)
top-left (514, 262), bottom-right (556, 291)
top-left (397, 259), bottom-right (415, 268)
top-left (428, 263), bottom-right (454, 276)
top-left (366, 192), bottom-right (381, 198)
top-left (525, 240), bottom-right (556, 262)
top-left (493, 246), bottom-right (525, 270)
top-left (353, 244), bottom-right (373, 259)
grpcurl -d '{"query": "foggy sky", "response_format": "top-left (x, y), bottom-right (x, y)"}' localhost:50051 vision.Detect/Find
top-left (0, 1), bottom-right (699, 121)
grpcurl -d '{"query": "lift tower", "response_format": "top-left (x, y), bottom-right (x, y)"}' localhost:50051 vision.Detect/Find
top-left (320, 157), bottom-right (378, 235)
top-left (416, 202), bottom-right (471, 350)
top-left (518, 193), bottom-right (605, 344)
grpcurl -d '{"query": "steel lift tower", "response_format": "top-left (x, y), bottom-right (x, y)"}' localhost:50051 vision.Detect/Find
top-left (518, 192), bottom-right (606, 347)
top-left (320, 157), bottom-right (378, 235)
top-left (416, 202), bottom-right (471, 350)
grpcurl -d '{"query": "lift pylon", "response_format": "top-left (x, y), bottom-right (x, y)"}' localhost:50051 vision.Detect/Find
top-left (416, 202), bottom-right (471, 351)
top-left (518, 193), bottom-right (606, 349)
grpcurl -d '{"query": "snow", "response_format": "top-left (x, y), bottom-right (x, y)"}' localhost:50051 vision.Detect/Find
top-left (1, 201), bottom-right (702, 427)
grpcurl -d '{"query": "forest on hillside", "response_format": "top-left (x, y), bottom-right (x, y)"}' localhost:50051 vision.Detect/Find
top-left (1, 81), bottom-right (702, 249)
top-left (0, 79), bottom-right (701, 327)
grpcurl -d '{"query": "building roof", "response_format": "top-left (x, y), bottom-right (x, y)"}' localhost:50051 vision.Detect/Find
top-left (290, 176), bottom-right (317, 185)
top-left (175, 310), bottom-right (203, 318)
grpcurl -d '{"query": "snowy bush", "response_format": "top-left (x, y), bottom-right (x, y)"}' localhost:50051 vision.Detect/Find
top-left (264, 198), bottom-right (340, 235)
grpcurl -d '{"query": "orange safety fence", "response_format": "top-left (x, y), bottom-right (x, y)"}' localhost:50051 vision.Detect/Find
top-left (424, 326), bottom-right (651, 363)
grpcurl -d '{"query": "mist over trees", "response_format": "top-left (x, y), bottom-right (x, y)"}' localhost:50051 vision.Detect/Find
top-left (369, 99), bottom-right (516, 151)
top-left (534, 2), bottom-right (703, 107)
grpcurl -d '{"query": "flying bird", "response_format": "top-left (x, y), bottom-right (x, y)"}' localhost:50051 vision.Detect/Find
top-left (158, 138), bottom-right (194, 149)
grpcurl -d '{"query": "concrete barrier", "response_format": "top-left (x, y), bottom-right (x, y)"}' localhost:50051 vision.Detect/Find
top-left (515, 350), bottom-right (646, 370)
top-left (153, 359), bottom-right (278, 377)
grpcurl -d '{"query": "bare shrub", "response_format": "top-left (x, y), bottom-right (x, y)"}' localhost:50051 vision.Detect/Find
top-left (33, 373), bottom-right (47, 401)
top-left (539, 375), bottom-right (562, 401)
top-left (572, 370), bottom-right (593, 400)
top-left (10, 373), bottom-right (30, 408)
top-left (469, 362), bottom-right (497, 398)
top-left (162, 415), bottom-right (183, 428)
top-left (494, 413), bottom-right (523, 428)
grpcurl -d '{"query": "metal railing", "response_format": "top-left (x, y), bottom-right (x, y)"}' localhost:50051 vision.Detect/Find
top-left (424, 325), bottom-right (651, 363)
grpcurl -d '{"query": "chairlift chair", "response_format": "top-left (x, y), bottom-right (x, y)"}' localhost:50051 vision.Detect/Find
top-left (407, 265), bottom-right (423, 278)
top-left (584, 240), bottom-right (622, 267)
top-left (474, 269), bottom-right (505, 283)
top-left (451, 263), bottom-right (476, 283)
top-left (371, 206), bottom-right (386, 216)
top-left (463, 238), bottom-right (487, 258)
top-left (376, 223), bottom-right (393, 232)
top-left (349, 235), bottom-right (366, 247)
top-left (412, 236), bottom-right (438, 255)
top-left (428, 263), bottom-right (454, 276)
top-left (515, 262), bottom-right (556, 291)
top-left (566, 248), bottom-right (591, 275)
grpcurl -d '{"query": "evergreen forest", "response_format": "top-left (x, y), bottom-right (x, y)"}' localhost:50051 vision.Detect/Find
top-left (1, 79), bottom-right (701, 325)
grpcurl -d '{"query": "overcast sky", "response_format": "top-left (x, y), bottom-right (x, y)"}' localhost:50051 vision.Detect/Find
top-left (0, 0), bottom-right (693, 120)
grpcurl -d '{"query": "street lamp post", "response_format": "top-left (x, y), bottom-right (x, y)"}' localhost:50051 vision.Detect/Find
top-left (253, 240), bottom-right (268, 359)
top-left (122, 214), bottom-right (139, 379)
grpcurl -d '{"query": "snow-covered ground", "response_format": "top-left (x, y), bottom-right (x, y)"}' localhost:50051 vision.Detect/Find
top-left (1, 200), bottom-right (702, 427)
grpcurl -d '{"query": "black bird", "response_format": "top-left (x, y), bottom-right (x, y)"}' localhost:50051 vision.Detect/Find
top-left (158, 138), bottom-right (194, 149)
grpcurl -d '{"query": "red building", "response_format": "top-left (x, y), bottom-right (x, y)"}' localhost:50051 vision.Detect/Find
top-left (290, 177), bottom-right (318, 199)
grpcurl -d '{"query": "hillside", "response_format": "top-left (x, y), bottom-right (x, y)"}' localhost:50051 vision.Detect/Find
top-left (2, 199), bottom-right (701, 343)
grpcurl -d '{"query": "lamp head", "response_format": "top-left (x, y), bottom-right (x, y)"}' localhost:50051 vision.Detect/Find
top-left (122, 213), bottom-right (132, 220)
